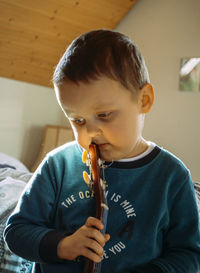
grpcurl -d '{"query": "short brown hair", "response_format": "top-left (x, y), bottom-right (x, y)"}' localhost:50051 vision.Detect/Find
top-left (53, 29), bottom-right (150, 96)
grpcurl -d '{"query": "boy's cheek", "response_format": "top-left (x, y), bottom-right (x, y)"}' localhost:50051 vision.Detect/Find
top-left (70, 125), bottom-right (78, 140)
top-left (73, 131), bottom-right (90, 150)
top-left (70, 123), bottom-right (82, 140)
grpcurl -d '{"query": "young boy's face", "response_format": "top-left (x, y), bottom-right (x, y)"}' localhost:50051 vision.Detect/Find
top-left (55, 76), bottom-right (151, 161)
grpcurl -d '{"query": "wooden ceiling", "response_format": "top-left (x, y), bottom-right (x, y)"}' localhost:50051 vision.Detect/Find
top-left (0, 0), bottom-right (138, 88)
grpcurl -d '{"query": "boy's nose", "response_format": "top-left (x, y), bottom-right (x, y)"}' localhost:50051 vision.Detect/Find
top-left (85, 122), bottom-right (101, 138)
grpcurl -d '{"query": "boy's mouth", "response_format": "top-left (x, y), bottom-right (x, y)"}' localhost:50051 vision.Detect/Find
top-left (91, 140), bottom-right (110, 151)
top-left (96, 143), bottom-right (109, 150)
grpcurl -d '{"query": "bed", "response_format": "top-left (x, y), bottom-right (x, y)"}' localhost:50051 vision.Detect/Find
top-left (0, 152), bottom-right (33, 272)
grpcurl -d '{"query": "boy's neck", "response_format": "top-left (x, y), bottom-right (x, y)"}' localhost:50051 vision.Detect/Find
top-left (118, 141), bottom-right (155, 162)
top-left (128, 138), bottom-right (149, 159)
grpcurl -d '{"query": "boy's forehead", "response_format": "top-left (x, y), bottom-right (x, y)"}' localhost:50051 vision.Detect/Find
top-left (57, 76), bottom-right (126, 95)
top-left (55, 77), bottom-right (133, 113)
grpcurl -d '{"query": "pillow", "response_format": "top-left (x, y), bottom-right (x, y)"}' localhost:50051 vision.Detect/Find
top-left (0, 153), bottom-right (29, 172)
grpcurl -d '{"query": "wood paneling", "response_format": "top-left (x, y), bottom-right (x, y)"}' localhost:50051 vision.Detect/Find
top-left (31, 125), bottom-right (74, 171)
top-left (0, 0), bottom-right (138, 87)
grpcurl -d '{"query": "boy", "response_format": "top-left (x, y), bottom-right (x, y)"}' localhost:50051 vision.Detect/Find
top-left (4, 29), bottom-right (200, 273)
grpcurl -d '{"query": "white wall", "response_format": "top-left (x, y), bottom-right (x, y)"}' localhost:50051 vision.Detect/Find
top-left (0, 77), bottom-right (63, 169)
top-left (116, 0), bottom-right (200, 181)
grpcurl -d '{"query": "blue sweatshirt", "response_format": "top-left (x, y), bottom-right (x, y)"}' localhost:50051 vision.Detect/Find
top-left (4, 141), bottom-right (200, 273)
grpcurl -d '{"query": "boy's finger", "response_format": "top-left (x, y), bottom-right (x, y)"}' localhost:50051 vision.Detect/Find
top-left (85, 217), bottom-right (104, 230)
top-left (86, 228), bottom-right (107, 246)
top-left (86, 238), bottom-right (104, 257)
top-left (105, 233), bottom-right (110, 242)
top-left (82, 247), bottom-right (102, 263)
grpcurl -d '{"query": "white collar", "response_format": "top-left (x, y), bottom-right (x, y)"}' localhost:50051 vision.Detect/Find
top-left (117, 141), bottom-right (156, 162)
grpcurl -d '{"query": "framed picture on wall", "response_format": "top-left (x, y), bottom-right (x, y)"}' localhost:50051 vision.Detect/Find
top-left (179, 57), bottom-right (200, 92)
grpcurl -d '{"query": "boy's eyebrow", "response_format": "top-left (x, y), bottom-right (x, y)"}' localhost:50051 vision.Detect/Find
top-left (64, 103), bottom-right (116, 115)
top-left (97, 103), bottom-right (115, 107)
top-left (92, 103), bottom-right (116, 111)
top-left (64, 110), bottom-right (77, 117)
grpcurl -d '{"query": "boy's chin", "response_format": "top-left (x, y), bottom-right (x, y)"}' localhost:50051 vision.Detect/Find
top-left (97, 145), bottom-right (113, 162)
top-left (99, 150), bottom-right (118, 163)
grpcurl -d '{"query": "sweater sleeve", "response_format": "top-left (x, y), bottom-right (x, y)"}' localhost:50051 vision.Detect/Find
top-left (4, 156), bottom-right (62, 262)
top-left (39, 230), bottom-right (68, 262)
top-left (135, 174), bottom-right (200, 273)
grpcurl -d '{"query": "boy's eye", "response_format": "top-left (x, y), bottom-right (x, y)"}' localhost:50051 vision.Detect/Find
top-left (97, 112), bottom-right (112, 119)
top-left (70, 118), bottom-right (85, 125)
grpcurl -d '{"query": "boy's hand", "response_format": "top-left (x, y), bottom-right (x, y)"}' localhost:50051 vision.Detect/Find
top-left (57, 217), bottom-right (110, 263)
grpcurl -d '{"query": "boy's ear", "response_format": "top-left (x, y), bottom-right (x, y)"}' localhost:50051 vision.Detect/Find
top-left (139, 84), bottom-right (154, 113)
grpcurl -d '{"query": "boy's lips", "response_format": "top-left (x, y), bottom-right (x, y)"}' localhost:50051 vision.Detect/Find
top-left (96, 143), bottom-right (109, 149)
top-left (91, 140), bottom-right (110, 150)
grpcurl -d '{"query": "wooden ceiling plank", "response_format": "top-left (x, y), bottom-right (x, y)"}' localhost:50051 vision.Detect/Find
top-left (0, 0), bottom-right (139, 87)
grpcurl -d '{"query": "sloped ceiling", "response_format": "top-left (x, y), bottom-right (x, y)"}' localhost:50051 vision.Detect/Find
top-left (0, 0), bottom-right (138, 87)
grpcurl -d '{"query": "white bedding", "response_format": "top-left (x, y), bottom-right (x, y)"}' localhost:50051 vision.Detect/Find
top-left (0, 152), bottom-right (33, 272)
top-left (0, 152), bottom-right (29, 172)
top-left (0, 154), bottom-right (32, 222)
